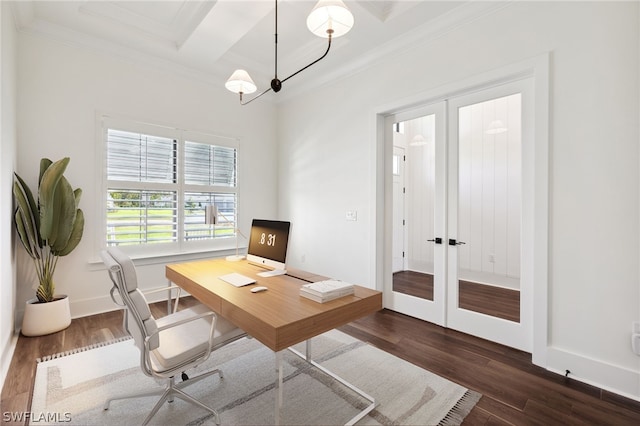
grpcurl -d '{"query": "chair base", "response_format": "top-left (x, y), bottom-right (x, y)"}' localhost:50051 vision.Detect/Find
top-left (104, 368), bottom-right (223, 425)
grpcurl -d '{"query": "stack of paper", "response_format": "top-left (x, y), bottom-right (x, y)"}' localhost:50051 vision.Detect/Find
top-left (300, 280), bottom-right (354, 303)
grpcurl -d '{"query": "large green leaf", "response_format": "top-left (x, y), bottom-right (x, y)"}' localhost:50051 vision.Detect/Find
top-left (56, 209), bottom-right (84, 256)
top-left (49, 176), bottom-right (77, 252)
top-left (73, 188), bottom-right (82, 209)
top-left (39, 158), bottom-right (53, 186)
top-left (14, 209), bottom-right (36, 258)
top-left (39, 157), bottom-right (69, 242)
top-left (13, 174), bottom-right (42, 257)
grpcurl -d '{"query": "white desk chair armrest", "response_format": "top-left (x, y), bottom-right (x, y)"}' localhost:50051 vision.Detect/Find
top-left (142, 310), bottom-right (218, 375)
top-left (154, 310), bottom-right (215, 333)
top-left (109, 285), bottom-right (183, 314)
top-left (143, 285), bottom-right (183, 314)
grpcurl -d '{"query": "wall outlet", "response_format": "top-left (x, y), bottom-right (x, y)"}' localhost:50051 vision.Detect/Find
top-left (346, 210), bottom-right (357, 221)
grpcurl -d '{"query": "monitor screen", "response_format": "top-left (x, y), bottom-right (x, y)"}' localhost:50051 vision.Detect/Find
top-left (246, 219), bottom-right (291, 271)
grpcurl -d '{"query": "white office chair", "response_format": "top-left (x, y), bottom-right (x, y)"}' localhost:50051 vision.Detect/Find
top-left (101, 247), bottom-right (246, 425)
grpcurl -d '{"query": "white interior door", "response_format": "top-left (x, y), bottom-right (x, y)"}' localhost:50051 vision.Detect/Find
top-left (384, 78), bottom-right (534, 351)
top-left (385, 103), bottom-right (446, 326)
top-left (446, 79), bottom-right (533, 351)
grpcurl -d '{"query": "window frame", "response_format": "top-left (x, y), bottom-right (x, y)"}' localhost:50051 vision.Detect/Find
top-left (98, 115), bottom-right (241, 259)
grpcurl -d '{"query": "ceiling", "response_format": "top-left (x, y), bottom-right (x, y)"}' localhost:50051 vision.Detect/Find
top-left (11, 1), bottom-right (504, 102)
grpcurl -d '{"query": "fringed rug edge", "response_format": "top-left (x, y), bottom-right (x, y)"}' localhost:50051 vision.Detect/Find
top-left (36, 336), bottom-right (132, 363)
top-left (438, 389), bottom-right (482, 426)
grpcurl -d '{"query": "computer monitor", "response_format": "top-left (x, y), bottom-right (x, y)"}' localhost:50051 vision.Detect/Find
top-left (246, 219), bottom-right (291, 271)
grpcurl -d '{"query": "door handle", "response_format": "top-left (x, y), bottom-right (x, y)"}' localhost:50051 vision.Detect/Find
top-left (427, 238), bottom-right (442, 244)
top-left (449, 239), bottom-right (466, 246)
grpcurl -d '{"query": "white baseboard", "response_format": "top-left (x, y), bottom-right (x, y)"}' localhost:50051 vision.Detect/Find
top-left (547, 347), bottom-right (640, 402)
top-left (1, 333), bottom-right (19, 392)
top-left (70, 288), bottom-right (190, 319)
top-left (15, 287), bottom-right (192, 328)
top-left (69, 294), bottom-right (121, 319)
top-left (14, 296), bottom-right (119, 330)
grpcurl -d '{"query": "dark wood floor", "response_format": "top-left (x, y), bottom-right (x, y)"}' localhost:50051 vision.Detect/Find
top-left (3, 298), bottom-right (640, 425)
top-left (393, 270), bottom-right (520, 322)
top-left (0, 302), bottom-right (174, 425)
top-left (342, 310), bottom-right (640, 425)
top-left (393, 270), bottom-right (434, 300)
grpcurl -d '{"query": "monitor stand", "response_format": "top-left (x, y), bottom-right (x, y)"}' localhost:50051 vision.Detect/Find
top-left (257, 269), bottom-right (287, 277)
top-left (226, 255), bottom-right (245, 261)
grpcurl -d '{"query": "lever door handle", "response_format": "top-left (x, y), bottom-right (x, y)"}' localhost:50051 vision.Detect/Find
top-left (427, 238), bottom-right (442, 244)
top-left (449, 239), bottom-right (466, 246)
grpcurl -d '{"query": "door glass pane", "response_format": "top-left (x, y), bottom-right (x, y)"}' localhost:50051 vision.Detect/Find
top-left (392, 114), bottom-right (436, 301)
top-left (457, 93), bottom-right (521, 322)
top-left (392, 146), bottom-right (405, 274)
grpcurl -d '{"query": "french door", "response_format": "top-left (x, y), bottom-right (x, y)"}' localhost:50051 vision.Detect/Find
top-left (385, 102), bottom-right (447, 326)
top-left (384, 78), bottom-right (533, 351)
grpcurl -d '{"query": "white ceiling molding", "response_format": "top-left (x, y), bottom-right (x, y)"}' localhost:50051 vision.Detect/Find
top-left (10, 0), bottom-right (35, 30)
top-left (78, 1), bottom-right (216, 49)
top-left (357, 0), bottom-right (419, 23)
top-left (13, 12), bottom-right (241, 96)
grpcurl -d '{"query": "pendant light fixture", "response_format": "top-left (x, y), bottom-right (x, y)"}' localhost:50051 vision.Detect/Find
top-left (485, 119), bottom-right (508, 135)
top-left (225, 0), bottom-right (354, 105)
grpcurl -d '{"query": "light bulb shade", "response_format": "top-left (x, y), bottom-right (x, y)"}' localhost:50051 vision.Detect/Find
top-left (225, 69), bottom-right (257, 94)
top-left (307, 0), bottom-right (354, 38)
top-left (485, 119), bottom-right (508, 135)
top-left (410, 134), bottom-right (428, 146)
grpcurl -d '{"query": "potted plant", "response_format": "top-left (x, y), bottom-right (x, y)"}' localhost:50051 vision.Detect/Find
top-left (13, 157), bottom-right (84, 336)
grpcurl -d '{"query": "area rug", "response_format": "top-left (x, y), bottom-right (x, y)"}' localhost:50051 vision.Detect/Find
top-left (31, 330), bottom-right (481, 425)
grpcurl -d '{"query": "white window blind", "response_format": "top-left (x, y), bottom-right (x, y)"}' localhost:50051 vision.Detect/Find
top-left (184, 141), bottom-right (236, 187)
top-left (106, 189), bottom-right (178, 245)
top-left (104, 123), bottom-right (238, 251)
top-left (107, 130), bottom-right (176, 183)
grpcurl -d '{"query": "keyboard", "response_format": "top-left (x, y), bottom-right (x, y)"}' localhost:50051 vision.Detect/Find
top-left (218, 273), bottom-right (256, 287)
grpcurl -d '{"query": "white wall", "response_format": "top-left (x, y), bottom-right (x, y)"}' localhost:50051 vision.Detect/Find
top-left (278, 2), bottom-right (640, 398)
top-left (15, 32), bottom-right (278, 320)
top-left (0, 1), bottom-right (18, 390)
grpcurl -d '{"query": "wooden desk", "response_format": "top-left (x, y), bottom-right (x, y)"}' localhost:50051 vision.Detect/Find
top-left (166, 258), bottom-right (382, 425)
top-left (165, 259), bottom-right (382, 352)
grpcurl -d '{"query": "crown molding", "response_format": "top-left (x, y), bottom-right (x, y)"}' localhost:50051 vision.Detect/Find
top-left (13, 12), bottom-right (239, 95)
top-left (77, 1), bottom-right (216, 49)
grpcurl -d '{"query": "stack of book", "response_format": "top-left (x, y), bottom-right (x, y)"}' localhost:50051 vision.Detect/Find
top-left (300, 280), bottom-right (354, 303)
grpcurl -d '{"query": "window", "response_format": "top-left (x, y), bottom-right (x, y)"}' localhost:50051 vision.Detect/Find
top-left (102, 118), bottom-right (239, 254)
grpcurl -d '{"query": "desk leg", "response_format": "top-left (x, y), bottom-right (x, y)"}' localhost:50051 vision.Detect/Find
top-left (288, 343), bottom-right (376, 426)
top-left (166, 280), bottom-right (172, 315)
top-left (275, 350), bottom-right (284, 425)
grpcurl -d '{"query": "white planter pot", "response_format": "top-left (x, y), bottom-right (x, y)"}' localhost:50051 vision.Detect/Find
top-left (22, 295), bottom-right (71, 337)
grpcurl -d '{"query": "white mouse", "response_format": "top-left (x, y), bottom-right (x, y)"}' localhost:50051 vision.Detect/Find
top-left (251, 286), bottom-right (268, 293)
